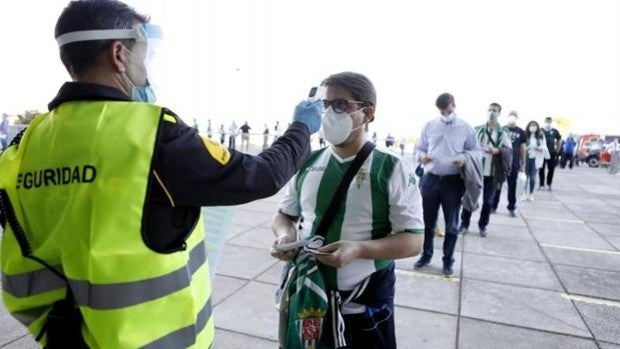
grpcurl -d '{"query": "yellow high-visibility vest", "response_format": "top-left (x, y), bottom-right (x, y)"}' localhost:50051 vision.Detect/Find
top-left (0, 101), bottom-right (213, 348)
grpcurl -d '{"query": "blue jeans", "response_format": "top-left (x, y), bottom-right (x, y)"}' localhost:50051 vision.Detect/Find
top-left (461, 176), bottom-right (497, 230)
top-left (420, 174), bottom-right (465, 266)
top-left (526, 158), bottom-right (537, 193)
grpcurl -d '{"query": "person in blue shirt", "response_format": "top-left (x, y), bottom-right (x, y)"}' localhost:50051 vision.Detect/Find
top-left (560, 134), bottom-right (577, 169)
top-left (414, 93), bottom-right (477, 276)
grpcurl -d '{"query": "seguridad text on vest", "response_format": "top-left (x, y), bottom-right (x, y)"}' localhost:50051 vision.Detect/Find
top-left (17, 165), bottom-right (97, 189)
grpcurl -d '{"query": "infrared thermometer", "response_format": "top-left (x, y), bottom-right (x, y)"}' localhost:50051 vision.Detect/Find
top-left (308, 86), bottom-right (326, 102)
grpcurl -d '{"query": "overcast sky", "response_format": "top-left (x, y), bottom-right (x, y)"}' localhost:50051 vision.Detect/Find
top-left (1, 0), bottom-right (618, 138)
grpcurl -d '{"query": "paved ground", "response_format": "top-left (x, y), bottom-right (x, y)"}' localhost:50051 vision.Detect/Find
top-left (1, 163), bottom-right (620, 348)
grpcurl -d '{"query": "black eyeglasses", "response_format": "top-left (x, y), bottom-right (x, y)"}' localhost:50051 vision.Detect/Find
top-left (323, 99), bottom-right (365, 113)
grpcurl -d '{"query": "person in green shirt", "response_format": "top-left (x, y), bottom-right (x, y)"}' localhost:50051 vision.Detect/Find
top-left (271, 72), bottom-right (424, 349)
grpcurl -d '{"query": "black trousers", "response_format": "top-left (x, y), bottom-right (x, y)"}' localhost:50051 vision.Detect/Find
top-left (560, 153), bottom-right (574, 169)
top-left (493, 169), bottom-right (519, 211)
top-left (539, 154), bottom-right (557, 187)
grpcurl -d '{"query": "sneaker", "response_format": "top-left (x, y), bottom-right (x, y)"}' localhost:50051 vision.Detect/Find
top-left (442, 264), bottom-right (454, 277)
top-left (479, 228), bottom-right (488, 237)
top-left (458, 225), bottom-right (469, 234)
top-left (414, 258), bottom-right (431, 270)
top-left (508, 210), bottom-right (516, 218)
top-left (434, 227), bottom-right (445, 237)
top-left (538, 186), bottom-right (545, 191)
top-left (491, 208), bottom-right (497, 214)
top-left (547, 186), bottom-right (553, 191)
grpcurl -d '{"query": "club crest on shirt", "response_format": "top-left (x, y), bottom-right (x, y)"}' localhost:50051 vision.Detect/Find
top-left (356, 167), bottom-right (368, 189)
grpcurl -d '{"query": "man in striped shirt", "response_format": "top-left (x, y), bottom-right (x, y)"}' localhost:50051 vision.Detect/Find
top-left (271, 72), bottom-right (424, 349)
top-left (459, 103), bottom-right (512, 237)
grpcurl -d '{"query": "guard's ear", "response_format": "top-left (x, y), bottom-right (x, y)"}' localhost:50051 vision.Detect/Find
top-left (108, 41), bottom-right (129, 74)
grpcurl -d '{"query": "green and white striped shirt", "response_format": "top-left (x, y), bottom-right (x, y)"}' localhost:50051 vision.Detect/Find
top-left (279, 147), bottom-right (424, 292)
top-left (475, 124), bottom-right (512, 177)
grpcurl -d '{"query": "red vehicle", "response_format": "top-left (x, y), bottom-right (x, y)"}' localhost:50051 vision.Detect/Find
top-left (578, 134), bottom-right (612, 167)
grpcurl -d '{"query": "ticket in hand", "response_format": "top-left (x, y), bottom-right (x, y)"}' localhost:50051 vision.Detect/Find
top-left (303, 236), bottom-right (332, 255)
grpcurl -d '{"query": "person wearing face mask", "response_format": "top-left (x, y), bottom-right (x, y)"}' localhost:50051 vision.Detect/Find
top-left (271, 72), bottom-right (424, 349)
top-left (492, 110), bottom-right (526, 217)
top-left (525, 121), bottom-right (549, 201)
top-left (414, 93), bottom-right (478, 276)
top-left (0, 1), bottom-right (323, 348)
top-left (539, 117), bottom-right (562, 190)
top-left (459, 103), bottom-right (512, 237)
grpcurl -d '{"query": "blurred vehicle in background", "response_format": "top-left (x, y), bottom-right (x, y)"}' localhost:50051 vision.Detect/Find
top-left (577, 134), bottom-right (620, 167)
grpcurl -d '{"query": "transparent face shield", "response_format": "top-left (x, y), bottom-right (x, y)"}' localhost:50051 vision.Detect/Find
top-left (55, 23), bottom-right (164, 89)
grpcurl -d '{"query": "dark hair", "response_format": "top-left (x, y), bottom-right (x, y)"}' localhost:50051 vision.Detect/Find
top-left (322, 72), bottom-right (377, 108)
top-left (489, 102), bottom-right (502, 113)
top-left (545, 117), bottom-right (553, 122)
top-left (525, 120), bottom-right (543, 138)
top-left (55, 0), bottom-right (149, 76)
top-left (436, 93), bottom-right (455, 110)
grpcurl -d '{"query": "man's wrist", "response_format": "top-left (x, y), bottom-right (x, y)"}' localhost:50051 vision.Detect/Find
top-left (355, 240), bottom-right (374, 260)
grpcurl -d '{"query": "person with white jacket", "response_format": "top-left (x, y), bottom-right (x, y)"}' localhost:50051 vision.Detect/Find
top-left (524, 121), bottom-right (549, 201)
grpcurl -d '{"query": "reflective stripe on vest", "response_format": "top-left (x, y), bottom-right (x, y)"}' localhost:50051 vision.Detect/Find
top-left (142, 298), bottom-right (212, 349)
top-left (0, 101), bottom-right (213, 348)
top-left (2, 240), bottom-right (206, 309)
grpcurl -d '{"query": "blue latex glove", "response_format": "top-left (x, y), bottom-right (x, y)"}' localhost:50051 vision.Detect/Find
top-left (292, 99), bottom-right (322, 134)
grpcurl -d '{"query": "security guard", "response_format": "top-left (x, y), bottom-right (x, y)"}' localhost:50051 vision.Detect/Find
top-left (0, 0), bottom-right (321, 348)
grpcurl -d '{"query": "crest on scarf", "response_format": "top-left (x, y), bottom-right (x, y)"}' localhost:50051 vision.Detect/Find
top-left (298, 308), bottom-right (326, 342)
top-left (356, 167), bottom-right (368, 189)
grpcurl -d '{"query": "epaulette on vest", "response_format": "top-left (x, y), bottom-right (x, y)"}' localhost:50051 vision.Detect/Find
top-left (7, 128), bottom-right (26, 148)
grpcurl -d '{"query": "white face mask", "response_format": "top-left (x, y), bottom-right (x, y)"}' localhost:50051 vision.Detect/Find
top-left (441, 113), bottom-right (456, 124)
top-left (529, 126), bottom-right (538, 133)
top-left (544, 122), bottom-right (552, 130)
top-left (487, 111), bottom-right (500, 121)
top-left (322, 107), bottom-right (365, 146)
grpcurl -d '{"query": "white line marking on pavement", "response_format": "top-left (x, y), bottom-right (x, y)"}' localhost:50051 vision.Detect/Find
top-left (540, 243), bottom-right (620, 255)
top-left (524, 216), bottom-right (585, 224)
top-left (562, 294), bottom-right (620, 308)
top-left (395, 269), bottom-right (460, 282)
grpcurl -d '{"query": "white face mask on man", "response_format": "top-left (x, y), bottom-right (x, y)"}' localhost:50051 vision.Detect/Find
top-left (441, 113), bottom-right (456, 124)
top-left (321, 107), bottom-right (366, 146)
